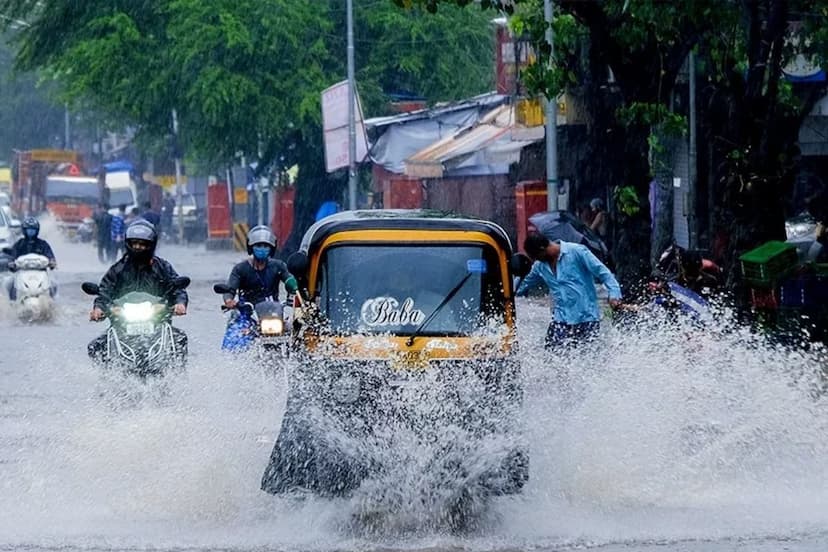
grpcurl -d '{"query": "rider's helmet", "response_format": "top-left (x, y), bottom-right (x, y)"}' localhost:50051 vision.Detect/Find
top-left (125, 219), bottom-right (158, 262)
top-left (21, 217), bottom-right (40, 239)
top-left (247, 225), bottom-right (277, 260)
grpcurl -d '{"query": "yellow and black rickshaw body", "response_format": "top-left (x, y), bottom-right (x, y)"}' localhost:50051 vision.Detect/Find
top-left (261, 210), bottom-right (528, 497)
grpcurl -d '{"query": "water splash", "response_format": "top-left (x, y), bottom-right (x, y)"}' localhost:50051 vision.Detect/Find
top-left (0, 280), bottom-right (826, 549)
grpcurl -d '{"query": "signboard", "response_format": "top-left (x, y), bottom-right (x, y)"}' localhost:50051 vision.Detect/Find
top-left (321, 80), bottom-right (369, 172)
top-left (147, 174), bottom-right (188, 189)
top-left (233, 187), bottom-right (248, 204)
top-left (30, 149), bottom-right (78, 163)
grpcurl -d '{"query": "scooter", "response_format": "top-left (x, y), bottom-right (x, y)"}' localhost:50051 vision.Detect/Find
top-left (6, 253), bottom-right (56, 322)
top-left (75, 217), bottom-right (95, 243)
top-left (82, 277), bottom-right (191, 380)
top-left (214, 283), bottom-right (292, 357)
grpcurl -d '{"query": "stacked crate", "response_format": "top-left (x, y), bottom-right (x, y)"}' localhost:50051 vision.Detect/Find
top-left (739, 241), bottom-right (799, 309)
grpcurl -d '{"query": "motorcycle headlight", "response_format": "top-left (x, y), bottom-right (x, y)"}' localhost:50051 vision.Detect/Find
top-left (260, 318), bottom-right (284, 335)
top-left (122, 301), bottom-right (154, 322)
top-left (331, 372), bottom-right (361, 404)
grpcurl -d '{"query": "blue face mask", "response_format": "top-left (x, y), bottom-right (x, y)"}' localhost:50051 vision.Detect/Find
top-left (24, 228), bottom-right (37, 239)
top-left (252, 245), bottom-right (271, 261)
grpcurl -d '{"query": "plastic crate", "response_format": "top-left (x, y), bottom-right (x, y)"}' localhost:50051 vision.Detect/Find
top-left (750, 287), bottom-right (779, 309)
top-left (739, 241), bottom-right (798, 287)
top-left (781, 273), bottom-right (828, 308)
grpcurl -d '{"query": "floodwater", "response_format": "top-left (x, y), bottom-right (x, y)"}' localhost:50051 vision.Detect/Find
top-left (0, 219), bottom-right (826, 551)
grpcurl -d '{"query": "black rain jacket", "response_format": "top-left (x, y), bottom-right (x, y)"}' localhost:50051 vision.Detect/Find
top-left (11, 237), bottom-right (55, 261)
top-left (94, 255), bottom-right (188, 311)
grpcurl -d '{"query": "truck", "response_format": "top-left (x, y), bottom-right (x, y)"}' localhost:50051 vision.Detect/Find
top-left (104, 170), bottom-right (138, 215)
top-left (11, 149), bottom-right (84, 215)
top-left (44, 175), bottom-right (99, 235)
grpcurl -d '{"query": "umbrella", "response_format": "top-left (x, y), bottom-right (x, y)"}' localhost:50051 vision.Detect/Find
top-left (528, 210), bottom-right (610, 260)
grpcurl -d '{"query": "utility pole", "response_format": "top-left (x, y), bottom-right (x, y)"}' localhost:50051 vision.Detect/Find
top-left (687, 50), bottom-right (698, 250)
top-left (257, 138), bottom-right (265, 226)
top-left (172, 109), bottom-right (184, 244)
top-left (64, 103), bottom-right (71, 150)
top-left (543, 0), bottom-right (558, 212)
top-left (346, 0), bottom-right (357, 210)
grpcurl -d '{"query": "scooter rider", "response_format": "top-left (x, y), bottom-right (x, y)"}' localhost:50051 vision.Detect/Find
top-left (9, 217), bottom-right (56, 268)
top-left (87, 219), bottom-right (188, 360)
top-left (223, 225), bottom-right (298, 309)
top-left (7, 217), bottom-right (57, 300)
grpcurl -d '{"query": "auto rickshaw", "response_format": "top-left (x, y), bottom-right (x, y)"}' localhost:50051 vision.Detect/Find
top-left (261, 210), bottom-right (529, 500)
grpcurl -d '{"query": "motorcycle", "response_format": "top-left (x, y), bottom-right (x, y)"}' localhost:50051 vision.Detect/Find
top-left (213, 283), bottom-right (292, 357)
top-left (82, 277), bottom-right (191, 379)
top-left (5, 253), bottom-right (56, 322)
top-left (75, 217), bottom-right (95, 243)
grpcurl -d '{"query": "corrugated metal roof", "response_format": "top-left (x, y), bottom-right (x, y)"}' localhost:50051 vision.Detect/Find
top-left (403, 104), bottom-right (543, 178)
top-left (364, 92), bottom-right (508, 129)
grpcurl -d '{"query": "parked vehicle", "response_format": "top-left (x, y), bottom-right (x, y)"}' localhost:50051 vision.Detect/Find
top-left (261, 210), bottom-right (528, 509)
top-left (0, 205), bottom-right (21, 266)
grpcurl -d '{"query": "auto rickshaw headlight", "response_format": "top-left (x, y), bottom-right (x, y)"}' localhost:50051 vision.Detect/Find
top-left (260, 318), bottom-right (284, 335)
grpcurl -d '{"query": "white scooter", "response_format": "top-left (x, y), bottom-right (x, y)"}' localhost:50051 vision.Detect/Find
top-left (6, 253), bottom-right (56, 322)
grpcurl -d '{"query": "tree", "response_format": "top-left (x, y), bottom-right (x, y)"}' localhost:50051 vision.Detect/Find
top-left (402, 0), bottom-right (828, 290)
top-left (0, 0), bottom-right (496, 249)
top-left (0, 35), bottom-right (65, 160)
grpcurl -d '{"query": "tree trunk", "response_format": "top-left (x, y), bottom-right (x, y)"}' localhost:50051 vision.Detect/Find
top-left (281, 137), bottom-right (347, 255)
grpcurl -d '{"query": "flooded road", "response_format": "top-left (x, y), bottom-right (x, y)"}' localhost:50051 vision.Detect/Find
top-left (0, 222), bottom-right (826, 551)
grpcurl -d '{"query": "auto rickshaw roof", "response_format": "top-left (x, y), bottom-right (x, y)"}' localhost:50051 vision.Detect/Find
top-left (300, 209), bottom-right (513, 253)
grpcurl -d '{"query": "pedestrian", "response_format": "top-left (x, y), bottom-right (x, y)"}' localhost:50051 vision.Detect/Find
top-left (125, 207), bottom-right (140, 226)
top-left (587, 197), bottom-right (608, 238)
top-left (110, 205), bottom-right (126, 259)
top-left (516, 233), bottom-right (622, 349)
top-left (92, 203), bottom-right (112, 263)
top-left (141, 201), bottom-right (161, 227)
top-left (806, 191), bottom-right (828, 262)
top-left (162, 192), bottom-right (175, 235)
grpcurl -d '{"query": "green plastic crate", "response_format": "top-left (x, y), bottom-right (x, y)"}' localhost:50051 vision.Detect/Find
top-left (739, 241), bottom-right (798, 286)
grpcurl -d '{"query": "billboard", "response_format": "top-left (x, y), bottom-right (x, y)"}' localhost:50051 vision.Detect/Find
top-left (322, 80), bottom-right (369, 172)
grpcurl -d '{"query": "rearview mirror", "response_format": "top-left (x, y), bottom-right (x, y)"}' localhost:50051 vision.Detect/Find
top-left (287, 251), bottom-right (309, 278)
top-left (81, 282), bottom-right (100, 296)
top-left (509, 253), bottom-right (533, 278)
top-left (213, 283), bottom-right (232, 295)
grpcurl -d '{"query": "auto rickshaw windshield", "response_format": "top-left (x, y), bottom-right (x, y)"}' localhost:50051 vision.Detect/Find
top-left (317, 244), bottom-right (506, 335)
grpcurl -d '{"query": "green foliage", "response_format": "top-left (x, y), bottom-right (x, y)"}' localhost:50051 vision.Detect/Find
top-left (613, 184), bottom-right (640, 217)
top-left (0, 0), bottom-right (495, 175)
top-left (617, 102), bottom-right (686, 136)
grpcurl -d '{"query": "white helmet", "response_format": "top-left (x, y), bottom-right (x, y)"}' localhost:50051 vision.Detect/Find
top-left (246, 225), bottom-right (276, 254)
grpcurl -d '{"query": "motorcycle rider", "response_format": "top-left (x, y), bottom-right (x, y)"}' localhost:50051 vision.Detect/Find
top-left (87, 219), bottom-right (188, 361)
top-left (223, 225), bottom-right (298, 309)
top-left (6, 217), bottom-right (57, 300)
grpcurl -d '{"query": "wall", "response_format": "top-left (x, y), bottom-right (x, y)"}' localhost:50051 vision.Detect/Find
top-left (423, 174), bottom-right (516, 240)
